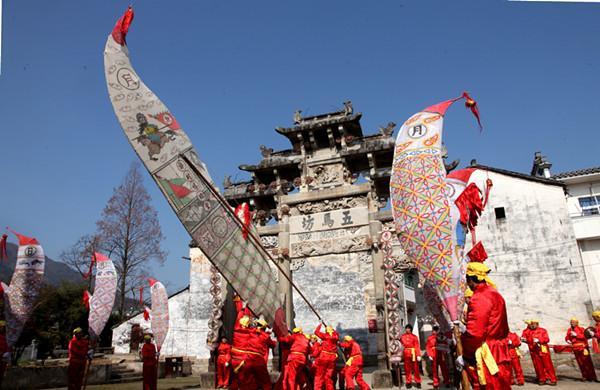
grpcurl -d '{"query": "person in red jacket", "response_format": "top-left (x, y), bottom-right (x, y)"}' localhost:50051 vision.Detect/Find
top-left (507, 331), bottom-right (524, 386)
top-left (339, 335), bottom-right (370, 390)
top-left (459, 260), bottom-right (512, 390)
top-left (140, 334), bottom-right (158, 390)
top-left (230, 315), bottom-right (271, 390)
top-left (521, 319), bottom-right (556, 386)
top-left (309, 334), bottom-right (321, 382)
top-left (314, 323), bottom-right (339, 390)
top-left (592, 311), bottom-right (600, 354)
top-left (400, 324), bottom-right (421, 388)
top-left (278, 327), bottom-right (310, 390)
top-left (565, 317), bottom-right (597, 382)
top-left (68, 327), bottom-right (92, 390)
top-left (216, 337), bottom-right (232, 389)
top-left (0, 321), bottom-right (9, 389)
top-left (425, 325), bottom-right (449, 389)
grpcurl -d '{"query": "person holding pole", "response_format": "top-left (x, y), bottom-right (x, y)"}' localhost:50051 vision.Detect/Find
top-left (565, 317), bottom-right (597, 382)
top-left (68, 327), bottom-right (92, 390)
top-left (521, 319), bottom-right (556, 386)
top-left (457, 257), bottom-right (512, 389)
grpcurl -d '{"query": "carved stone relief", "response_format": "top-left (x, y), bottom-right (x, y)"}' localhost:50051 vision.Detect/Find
top-left (293, 196), bottom-right (367, 215)
top-left (290, 235), bottom-right (371, 258)
top-left (260, 235), bottom-right (279, 249)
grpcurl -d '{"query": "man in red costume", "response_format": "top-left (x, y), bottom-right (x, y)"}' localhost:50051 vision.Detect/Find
top-left (592, 311), bottom-right (600, 353)
top-left (216, 337), bottom-right (232, 389)
top-left (68, 327), bottom-right (92, 390)
top-left (426, 325), bottom-right (449, 389)
top-left (459, 259), bottom-right (512, 389)
top-left (400, 324), bottom-right (421, 388)
top-left (339, 335), bottom-right (370, 390)
top-left (278, 327), bottom-right (310, 390)
top-left (0, 321), bottom-right (9, 389)
top-left (309, 334), bottom-right (321, 384)
top-left (565, 317), bottom-right (597, 382)
top-left (521, 319), bottom-right (556, 386)
top-left (506, 330), bottom-right (524, 386)
top-left (230, 315), bottom-right (272, 390)
top-left (140, 334), bottom-right (158, 390)
top-left (313, 323), bottom-right (339, 390)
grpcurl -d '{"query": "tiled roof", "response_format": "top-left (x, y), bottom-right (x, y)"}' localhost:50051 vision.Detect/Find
top-left (470, 164), bottom-right (564, 187)
top-left (552, 167), bottom-right (600, 179)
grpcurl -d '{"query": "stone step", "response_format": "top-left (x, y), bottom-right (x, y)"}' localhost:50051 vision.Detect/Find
top-left (111, 371), bottom-right (142, 380)
top-left (112, 367), bottom-right (136, 373)
top-left (108, 375), bottom-right (143, 384)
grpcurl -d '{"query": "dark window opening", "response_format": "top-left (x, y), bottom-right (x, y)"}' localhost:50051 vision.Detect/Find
top-left (495, 207), bottom-right (506, 220)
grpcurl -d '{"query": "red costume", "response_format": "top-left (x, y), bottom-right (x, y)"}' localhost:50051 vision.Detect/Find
top-left (507, 332), bottom-right (524, 386)
top-left (521, 325), bottom-right (556, 384)
top-left (461, 283), bottom-right (512, 389)
top-left (278, 332), bottom-right (310, 390)
top-left (141, 342), bottom-right (158, 390)
top-left (68, 336), bottom-right (89, 390)
top-left (216, 342), bottom-right (232, 388)
top-left (399, 332), bottom-right (421, 385)
top-left (565, 325), bottom-right (597, 381)
top-left (231, 327), bottom-right (272, 390)
top-left (593, 320), bottom-right (600, 354)
top-left (426, 332), bottom-right (449, 388)
top-left (339, 338), bottom-right (370, 390)
top-left (314, 324), bottom-right (339, 390)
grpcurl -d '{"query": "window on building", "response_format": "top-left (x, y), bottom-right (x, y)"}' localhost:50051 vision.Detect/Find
top-left (578, 196), bottom-right (600, 216)
top-left (495, 207), bottom-right (506, 220)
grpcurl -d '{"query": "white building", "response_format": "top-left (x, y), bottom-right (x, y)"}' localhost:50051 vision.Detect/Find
top-left (553, 166), bottom-right (600, 311)
top-left (468, 161), bottom-right (593, 343)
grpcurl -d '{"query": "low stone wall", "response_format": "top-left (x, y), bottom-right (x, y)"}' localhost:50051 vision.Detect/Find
top-left (3, 363), bottom-right (111, 389)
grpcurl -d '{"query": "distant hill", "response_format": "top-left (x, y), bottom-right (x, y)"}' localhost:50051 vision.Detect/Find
top-left (1, 243), bottom-right (84, 286)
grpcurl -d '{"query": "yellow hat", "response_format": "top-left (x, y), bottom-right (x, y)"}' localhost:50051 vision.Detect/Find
top-left (464, 288), bottom-right (474, 298)
top-left (530, 319), bottom-right (540, 324)
top-left (256, 319), bottom-right (268, 328)
top-left (592, 311), bottom-right (600, 320)
top-left (326, 326), bottom-right (334, 335)
top-left (239, 316), bottom-right (251, 328)
top-left (343, 335), bottom-right (353, 342)
top-left (466, 262), bottom-right (496, 289)
top-left (570, 317), bottom-right (579, 323)
top-left (310, 334), bottom-right (319, 341)
top-left (292, 327), bottom-right (302, 334)
top-left (73, 327), bottom-right (83, 335)
top-left (523, 319), bottom-right (531, 325)
top-left (0, 321), bottom-right (6, 327)
top-left (144, 334), bottom-right (152, 341)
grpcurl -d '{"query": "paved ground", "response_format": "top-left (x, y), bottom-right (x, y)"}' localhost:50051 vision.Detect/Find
top-left (52, 373), bottom-right (598, 389)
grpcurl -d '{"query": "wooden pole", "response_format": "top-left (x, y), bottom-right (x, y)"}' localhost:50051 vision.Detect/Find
top-left (453, 324), bottom-right (471, 390)
top-left (81, 358), bottom-right (91, 390)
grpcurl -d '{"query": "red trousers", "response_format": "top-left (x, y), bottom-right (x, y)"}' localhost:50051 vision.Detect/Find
top-left (143, 362), bottom-right (158, 390)
top-left (431, 353), bottom-right (449, 387)
top-left (531, 351), bottom-right (556, 383)
top-left (284, 355), bottom-right (307, 390)
top-left (313, 357), bottom-right (335, 390)
top-left (574, 349), bottom-right (597, 381)
top-left (344, 362), bottom-right (370, 390)
top-left (68, 360), bottom-right (87, 390)
top-left (481, 362), bottom-right (512, 390)
top-left (403, 354), bottom-right (421, 384)
top-left (509, 356), bottom-right (524, 385)
top-left (231, 354), bottom-right (271, 390)
top-left (216, 358), bottom-right (231, 387)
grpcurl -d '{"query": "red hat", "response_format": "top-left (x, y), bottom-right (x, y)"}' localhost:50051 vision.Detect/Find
top-left (93, 252), bottom-right (110, 262)
top-left (467, 241), bottom-right (488, 263)
top-left (7, 227), bottom-right (39, 246)
top-left (148, 278), bottom-right (158, 287)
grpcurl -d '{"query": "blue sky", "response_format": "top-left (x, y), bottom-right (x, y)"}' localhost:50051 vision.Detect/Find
top-left (0, 0), bottom-right (599, 291)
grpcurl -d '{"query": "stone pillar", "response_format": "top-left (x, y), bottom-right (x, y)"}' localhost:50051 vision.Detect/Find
top-left (278, 205), bottom-right (294, 327)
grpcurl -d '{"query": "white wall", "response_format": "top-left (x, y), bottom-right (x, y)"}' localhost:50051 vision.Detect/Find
top-left (470, 170), bottom-right (593, 343)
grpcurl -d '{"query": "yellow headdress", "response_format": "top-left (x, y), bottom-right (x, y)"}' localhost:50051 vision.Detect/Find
top-left (464, 288), bottom-right (474, 298)
top-left (326, 326), bottom-right (334, 336)
top-left (73, 327), bottom-right (83, 335)
top-left (239, 315), bottom-right (251, 328)
top-left (529, 319), bottom-right (540, 324)
top-left (523, 319), bottom-right (531, 325)
top-left (292, 327), bottom-right (302, 334)
top-left (0, 321), bottom-right (6, 328)
top-left (144, 334), bottom-right (152, 341)
top-left (570, 317), bottom-right (579, 324)
top-left (256, 318), bottom-right (268, 328)
top-left (343, 335), bottom-right (353, 342)
top-left (592, 311), bottom-right (600, 320)
top-left (466, 262), bottom-right (496, 289)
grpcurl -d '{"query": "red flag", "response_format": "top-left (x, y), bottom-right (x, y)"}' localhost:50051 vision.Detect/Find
top-left (235, 203), bottom-right (251, 240)
top-left (111, 7), bottom-right (134, 46)
top-left (463, 91), bottom-right (483, 130)
top-left (83, 290), bottom-right (91, 310)
top-left (455, 183), bottom-right (484, 230)
top-left (467, 241), bottom-right (488, 263)
top-left (143, 308), bottom-right (150, 321)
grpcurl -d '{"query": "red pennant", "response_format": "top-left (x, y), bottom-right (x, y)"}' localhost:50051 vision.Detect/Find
top-left (467, 241), bottom-right (488, 263)
top-left (455, 183), bottom-right (484, 230)
top-left (462, 92), bottom-right (483, 130)
top-left (150, 112), bottom-right (180, 131)
top-left (234, 203), bottom-right (251, 240)
top-left (0, 234), bottom-right (7, 261)
top-left (111, 7), bottom-right (134, 46)
top-left (143, 308), bottom-right (150, 321)
top-left (6, 227), bottom-right (39, 246)
top-left (83, 290), bottom-right (91, 310)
